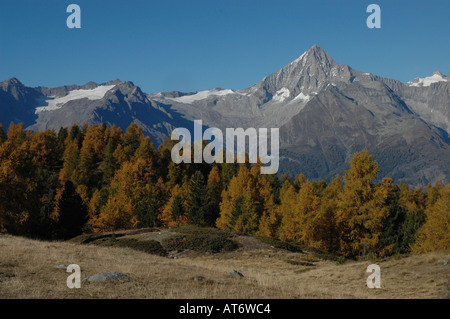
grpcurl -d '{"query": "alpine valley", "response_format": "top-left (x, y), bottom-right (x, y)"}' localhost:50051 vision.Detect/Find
top-left (1, 45), bottom-right (449, 187)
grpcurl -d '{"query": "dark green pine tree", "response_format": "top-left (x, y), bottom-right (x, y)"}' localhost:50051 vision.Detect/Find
top-left (102, 138), bottom-right (118, 184)
top-left (0, 124), bottom-right (8, 144)
top-left (136, 180), bottom-right (166, 228)
top-left (136, 193), bottom-right (160, 228)
top-left (379, 185), bottom-right (426, 255)
top-left (25, 168), bottom-right (60, 239)
top-left (54, 181), bottom-right (88, 240)
top-left (188, 171), bottom-right (208, 226)
top-left (399, 209), bottom-right (426, 253)
top-left (171, 194), bottom-right (184, 227)
top-left (379, 186), bottom-right (407, 255)
top-left (204, 166), bottom-right (222, 227)
top-left (57, 127), bottom-right (68, 145)
top-left (69, 124), bottom-right (84, 148)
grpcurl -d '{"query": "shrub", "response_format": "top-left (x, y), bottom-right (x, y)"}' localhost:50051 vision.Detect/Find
top-left (336, 256), bottom-right (346, 265)
top-left (116, 238), bottom-right (167, 256)
top-left (67, 233), bottom-right (125, 244)
top-left (67, 232), bottom-right (167, 256)
top-left (161, 234), bottom-right (189, 251)
top-left (173, 225), bottom-right (234, 238)
top-left (161, 232), bottom-right (238, 253)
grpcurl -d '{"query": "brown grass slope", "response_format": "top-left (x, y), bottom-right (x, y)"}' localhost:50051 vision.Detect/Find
top-left (0, 229), bottom-right (449, 299)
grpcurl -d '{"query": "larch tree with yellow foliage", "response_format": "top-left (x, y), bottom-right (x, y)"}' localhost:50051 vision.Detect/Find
top-left (279, 181), bottom-right (321, 246)
top-left (72, 124), bottom-right (108, 193)
top-left (314, 176), bottom-right (342, 252)
top-left (91, 153), bottom-right (155, 231)
top-left (216, 165), bottom-right (273, 234)
top-left (257, 177), bottom-right (295, 238)
top-left (413, 184), bottom-right (450, 253)
top-left (336, 150), bottom-right (389, 259)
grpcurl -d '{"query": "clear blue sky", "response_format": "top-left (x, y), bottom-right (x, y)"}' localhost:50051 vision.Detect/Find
top-left (1, 0), bottom-right (449, 93)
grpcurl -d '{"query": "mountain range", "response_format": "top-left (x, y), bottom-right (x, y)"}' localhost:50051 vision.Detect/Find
top-left (1, 45), bottom-right (449, 187)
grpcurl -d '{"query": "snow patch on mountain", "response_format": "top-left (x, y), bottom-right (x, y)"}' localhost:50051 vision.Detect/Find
top-left (272, 87), bottom-right (290, 102)
top-left (166, 89), bottom-right (235, 104)
top-left (293, 92), bottom-right (310, 101)
top-left (407, 72), bottom-right (448, 87)
top-left (36, 85), bottom-right (115, 113)
top-left (291, 51), bottom-right (307, 65)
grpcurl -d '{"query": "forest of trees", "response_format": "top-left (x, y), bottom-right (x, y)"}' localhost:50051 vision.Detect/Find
top-left (0, 122), bottom-right (448, 259)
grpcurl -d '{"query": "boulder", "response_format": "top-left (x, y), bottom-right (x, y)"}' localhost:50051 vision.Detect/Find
top-left (227, 270), bottom-right (244, 277)
top-left (83, 272), bottom-right (130, 282)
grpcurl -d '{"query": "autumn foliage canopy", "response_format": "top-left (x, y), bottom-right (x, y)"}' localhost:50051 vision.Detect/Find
top-left (0, 122), bottom-right (448, 258)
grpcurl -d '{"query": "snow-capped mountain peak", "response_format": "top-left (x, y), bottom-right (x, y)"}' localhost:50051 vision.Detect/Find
top-left (407, 71), bottom-right (448, 87)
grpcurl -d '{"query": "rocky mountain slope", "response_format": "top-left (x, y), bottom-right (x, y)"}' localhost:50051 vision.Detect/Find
top-left (149, 45), bottom-right (450, 186)
top-left (0, 45), bottom-right (449, 186)
top-left (0, 78), bottom-right (192, 145)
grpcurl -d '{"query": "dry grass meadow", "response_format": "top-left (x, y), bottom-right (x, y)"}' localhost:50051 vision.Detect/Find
top-left (0, 231), bottom-right (449, 299)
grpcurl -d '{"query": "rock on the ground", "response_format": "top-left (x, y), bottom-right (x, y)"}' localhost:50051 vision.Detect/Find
top-left (53, 265), bottom-right (68, 269)
top-left (227, 270), bottom-right (244, 277)
top-left (83, 272), bottom-right (130, 282)
top-left (438, 259), bottom-right (449, 266)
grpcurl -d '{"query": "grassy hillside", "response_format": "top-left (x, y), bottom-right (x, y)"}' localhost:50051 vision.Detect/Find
top-left (0, 229), bottom-right (449, 299)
